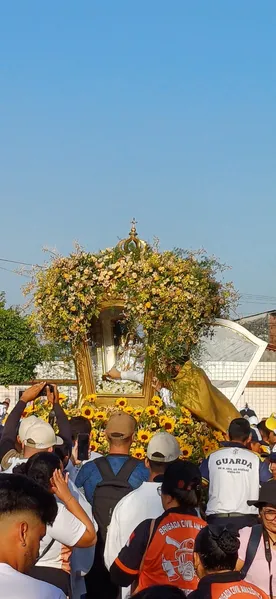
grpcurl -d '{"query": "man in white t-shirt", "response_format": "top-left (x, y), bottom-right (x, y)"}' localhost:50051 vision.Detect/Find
top-left (200, 417), bottom-right (271, 530)
top-left (0, 472), bottom-right (65, 598)
top-left (104, 431), bottom-right (180, 597)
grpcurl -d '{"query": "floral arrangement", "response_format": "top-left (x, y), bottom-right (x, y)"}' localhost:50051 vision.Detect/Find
top-left (26, 394), bottom-right (225, 461)
top-left (24, 241), bottom-right (237, 376)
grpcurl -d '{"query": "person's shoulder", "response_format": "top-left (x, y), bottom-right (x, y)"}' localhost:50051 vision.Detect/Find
top-left (34, 577), bottom-right (65, 598)
top-left (238, 525), bottom-right (252, 543)
top-left (38, 578), bottom-right (66, 598)
top-left (76, 458), bottom-right (98, 479)
top-left (134, 459), bottom-right (147, 471)
top-left (115, 483), bottom-right (144, 512)
top-left (2, 567), bottom-right (66, 599)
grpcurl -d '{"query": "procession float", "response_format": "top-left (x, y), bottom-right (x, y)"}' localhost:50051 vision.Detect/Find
top-left (25, 222), bottom-right (267, 460)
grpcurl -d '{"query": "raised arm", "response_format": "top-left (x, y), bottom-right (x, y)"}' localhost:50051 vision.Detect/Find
top-left (0, 382), bottom-right (46, 461)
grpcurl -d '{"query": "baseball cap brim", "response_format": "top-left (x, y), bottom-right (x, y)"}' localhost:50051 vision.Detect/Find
top-left (247, 499), bottom-right (261, 507)
top-left (266, 417), bottom-right (276, 433)
top-left (54, 435), bottom-right (64, 446)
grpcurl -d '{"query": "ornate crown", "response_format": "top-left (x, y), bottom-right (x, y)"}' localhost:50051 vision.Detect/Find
top-left (117, 219), bottom-right (147, 254)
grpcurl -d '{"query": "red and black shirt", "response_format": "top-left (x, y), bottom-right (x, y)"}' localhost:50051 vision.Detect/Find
top-left (110, 507), bottom-right (205, 594)
top-left (189, 571), bottom-right (269, 599)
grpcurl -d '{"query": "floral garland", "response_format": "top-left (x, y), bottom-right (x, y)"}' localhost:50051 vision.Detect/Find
top-left (25, 243), bottom-right (237, 375)
top-left (26, 394), bottom-right (225, 461)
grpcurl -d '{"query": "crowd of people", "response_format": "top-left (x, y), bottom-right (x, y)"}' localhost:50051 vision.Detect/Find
top-left (0, 382), bottom-right (276, 599)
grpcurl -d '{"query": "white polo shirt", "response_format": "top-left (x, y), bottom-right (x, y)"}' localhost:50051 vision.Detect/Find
top-left (0, 563), bottom-right (66, 598)
top-left (104, 481), bottom-right (163, 570)
top-left (200, 443), bottom-right (271, 516)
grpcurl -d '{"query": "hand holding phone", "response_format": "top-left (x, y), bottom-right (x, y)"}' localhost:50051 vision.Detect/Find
top-left (77, 433), bottom-right (90, 462)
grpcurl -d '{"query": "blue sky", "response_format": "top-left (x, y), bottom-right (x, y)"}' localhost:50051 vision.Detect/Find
top-left (0, 1), bottom-right (276, 316)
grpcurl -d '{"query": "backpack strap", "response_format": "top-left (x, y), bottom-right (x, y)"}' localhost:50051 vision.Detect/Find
top-left (95, 456), bottom-right (138, 483)
top-left (240, 524), bottom-right (263, 578)
top-left (94, 456), bottom-right (117, 480)
top-left (115, 457), bottom-right (139, 482)
top-left (131, 519), bottom-right (156, 596)
top-left (36, 538), bottom-right (55, 564)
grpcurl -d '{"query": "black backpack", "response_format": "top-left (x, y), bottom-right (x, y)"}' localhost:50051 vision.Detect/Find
top-left (92, 456), bottom-right (139, 546)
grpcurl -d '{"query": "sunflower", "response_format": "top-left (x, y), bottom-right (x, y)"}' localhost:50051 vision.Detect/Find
top-left (181, 444), bottom-right (193, 459)
top-left (85, 394), bottom-right (97, 402)
top-left (137, 429), bottom-right (152, 443)
top-left (90, 441), bottom-right (99, 452)
top-left (115, 397), bottom-right (128, 408)
top-left (90, 429), bottom-right (98, 440)
top-left (132, 446), bottom-right (146, 460)
top-left (159, 416), bottom-right (175, 433)
top-left (213, 430), bottom-right (224, 442)
top-left (59, 393), bottom-right (67, 401)
top-left (151, 396), bottom-right (163, 407)
top-left (81, 405), bottom-right (94, 420)
top-left (134, 408), bottom-right (143, 420)
top-left (124, 406), bottom-right (134, 415)
top-left (94, 410), bottom-right (108, 422)
top-left (181, 407), bottom-right (192, 418)
top-left (179, 417), bottom-right (193, 426)
top-left (202, 439), bottom-right (212, 455)
top-left (145, 405), bottom-right (158, 417)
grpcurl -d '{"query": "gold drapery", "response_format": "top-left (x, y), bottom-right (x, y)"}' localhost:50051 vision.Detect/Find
top-left (171, 361), bottom-right (240, 432)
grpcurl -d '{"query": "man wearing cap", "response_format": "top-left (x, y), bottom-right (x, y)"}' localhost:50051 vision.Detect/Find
top-left (265, 416), bottom-right (276, 449)
top-left (76, 412), bottom-right (149, 599)
top-left (200, 417), bottom-right (271, 531)
top-left (0, 383), bottom-right (66, 473)
top-left (0, 383), bottom-right (72, 472)
top-left (3, 419), bottom-right (64, 474)
top-left (237, 480), bottom-right (276, 597)
top-left (75, 412), bottom-right (148, 505)
top-left (104, 432), bottom-right (180, 584)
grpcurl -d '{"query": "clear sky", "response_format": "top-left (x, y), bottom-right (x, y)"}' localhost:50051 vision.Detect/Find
top-left (0, 1), bottom-right (276, 316)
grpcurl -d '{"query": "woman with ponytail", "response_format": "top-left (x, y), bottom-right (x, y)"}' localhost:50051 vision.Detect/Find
top-left (190, 526), bottom-right (268, 599)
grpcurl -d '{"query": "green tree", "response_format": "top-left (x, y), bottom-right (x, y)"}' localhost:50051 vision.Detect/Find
top-left (0, 293), bottom-right (44, 386)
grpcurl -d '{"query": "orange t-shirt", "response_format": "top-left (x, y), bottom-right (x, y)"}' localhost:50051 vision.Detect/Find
top-left (138, 511), bottom-right (205, 592)
top-left (190, 572), bottom-right (269, 599)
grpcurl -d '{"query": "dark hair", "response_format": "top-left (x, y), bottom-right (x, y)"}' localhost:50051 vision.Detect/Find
top-left (161, 461), bottom-right (201, 508)
top-left (228, 418), bottom-right (251, 442)
top-left (54, 442), bottom-right (71, 465)
top-left (134, 585), bottom-right (185, 599)
top-left (148, 459), bottom-right (167, 475)
top-left (194, 526), bottom-right (240, 572)
top-left (13, 452), bottom-right (61, 490)
top-left (0, 473), bottom-right (57, 526)
top-left (257, 421), bottom-right (270, 437)
top-left (70, 416), bottom-right (91, 442)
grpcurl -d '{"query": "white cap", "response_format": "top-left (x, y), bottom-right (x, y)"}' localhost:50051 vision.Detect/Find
top-left (147, 432), bottom-right (180, 463)
top-left (23, 420), bottom-right (63, 449)
top-left (18, 416), bottom-right (41, 442)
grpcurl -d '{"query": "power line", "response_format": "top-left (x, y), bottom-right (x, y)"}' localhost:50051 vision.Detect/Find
top-left (0, 266), bottom-right (31, 278)
top-left (0, 258), bottom-right (41, 267)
